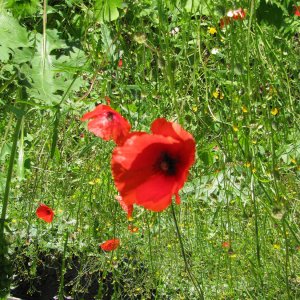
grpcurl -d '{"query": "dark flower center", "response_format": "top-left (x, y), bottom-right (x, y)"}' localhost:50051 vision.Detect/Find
top-left (106, 111), bottom-right (115, 121)
top-left (157, 152), bottom-right (177, 176)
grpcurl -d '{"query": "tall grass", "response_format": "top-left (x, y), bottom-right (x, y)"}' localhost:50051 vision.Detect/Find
top-left (1, 0), bottom-right (299, 298)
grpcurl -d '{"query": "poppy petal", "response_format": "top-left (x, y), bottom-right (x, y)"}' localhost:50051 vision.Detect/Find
top-left (100, 239), bottom-right (120, 251)
top-left (36, 204), bottom-right (54, 223)
top-left (111, 119), bottom-right (196, 212)
top-left (81, 104), bottom-right (131, 145)
top-left (151, 118), bottom-right (193, 142)
top-left (115, 195), bottom-right (133, 219)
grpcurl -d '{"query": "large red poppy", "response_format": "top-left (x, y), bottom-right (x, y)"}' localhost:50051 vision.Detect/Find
top-left (81, 104), bottom-right (131, 145)
top-left (36, 204), bottom-right (54, 223)
top-left (100, 239), bottom-right (120, 251)
top-left (111, 118), bottom-right (195, 212)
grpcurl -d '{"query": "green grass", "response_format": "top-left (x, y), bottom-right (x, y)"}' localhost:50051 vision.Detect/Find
top-left (1, 0), bottom-right (300, 299)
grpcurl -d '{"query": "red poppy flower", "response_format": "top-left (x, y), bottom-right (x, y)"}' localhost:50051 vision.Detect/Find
top-left (111, 118), bottom-right (195, 212)
top-left (222, 241), bottom-right (230, 248)
top-left (118, 58), bottom-right (123, 68)
top-left (100, 239), bottom-right (120, 251)
top-left (128, 225), bottom-right (139, 233)
top-left (36, 204), bottom-right (54, 223)
top-left (220, 17), bottom-right (231, 29)
top-left (231, 8), bottom-right (246, 20)
top-left (115, 195), bottom-right (133, 219)
top-left (220, 8), bottom-right (246, 28)
top-left (294, 6), bottom-right (300, 17)
top-left (81, 104), bottom-right (131, 145)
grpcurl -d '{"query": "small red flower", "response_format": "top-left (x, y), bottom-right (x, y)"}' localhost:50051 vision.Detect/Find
top-left (294, 5), bottom-right (300, 17)
top-left (118, 58), bottom-right (123, 68)
top-left (220, 17), bottom-right (231, 29)
top-left (36, 204), bottom-right (54, 223)
top-left (81, 104), bottom-right (131, 145)
top-left (222, 241), bottom-right (230, 248)
top-left (100, 239), bottom-right (120, 251)
top-left (128, 224), bottom-right (139, 233)
top-left (220, 8), bottom-right (246, 28)
top-left (115, 195), bottom-right (133, 219)
top-left (111, 118), bottom-right (195, 212)
top-left (231, 8), bottom-right (246, 20)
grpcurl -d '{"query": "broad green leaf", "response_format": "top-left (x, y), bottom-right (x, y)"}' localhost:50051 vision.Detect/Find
top-left (20, 30), bottom-right (86, 105)
top-left (184, 0), bottom-right (209, 14)
top-left (0, 13), bottom-right (29, 62)
top-left (95, 0), bottom-right (123, 23)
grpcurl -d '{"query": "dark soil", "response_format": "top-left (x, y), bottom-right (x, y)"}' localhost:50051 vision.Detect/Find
top-left (10, 251), bottom-right (118, 300)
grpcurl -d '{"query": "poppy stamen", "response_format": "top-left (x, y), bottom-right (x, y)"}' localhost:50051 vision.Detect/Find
top-left (158, 153), bottom-right (177, 175)
top-left (106, 111), bottom-right (114, 121)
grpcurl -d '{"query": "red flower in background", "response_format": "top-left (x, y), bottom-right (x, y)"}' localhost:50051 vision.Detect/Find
top-left (81, 104), bottom-right (131, 145)
top-left (222, 241), bottom-right (230, 248)
top-left (100, 239), bottom-right (120, 251)
top-left (220, 8), bottom-right (246, 28)
top-left (36, 204), bottom-right (54, 223)
top-left (111, 118), bottom-right (195, 212)
top-left (231, 8), bottom-right (246, 20)
top-left (115, 195), bottom-right (133, 219)
top-left (118, 58), bottom-right (123, 68)
top-left (128, 224), bottom-right (139, 233)
top-left (294, 5), bottom-right (300, 16)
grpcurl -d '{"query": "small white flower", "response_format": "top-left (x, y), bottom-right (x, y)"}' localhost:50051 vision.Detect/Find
top-left (211, 48), bottom-right (220, 55)
top-left (227, 10), bottom-right (234, 17)
top-left (170, 27), bottom-right (180, 36)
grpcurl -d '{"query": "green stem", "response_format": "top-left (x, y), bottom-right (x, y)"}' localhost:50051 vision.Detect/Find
top-left (58, 231), bottom-right (69, 300)
top-left (0, 105), bottom-right (25, 241)
top-left (171, 204), bottom-right (204, 299)
top-left (250, 174), bottom-right (261, 267)
top-left (282, 220), bottom-right (291, 299)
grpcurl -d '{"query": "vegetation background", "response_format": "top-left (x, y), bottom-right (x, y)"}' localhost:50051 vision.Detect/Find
top-left (0, 0), bottom-right (299, 299)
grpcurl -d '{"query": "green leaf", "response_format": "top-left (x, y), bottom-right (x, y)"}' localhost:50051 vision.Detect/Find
top-left (101, 23), bottom-right (116, 58)
top-left (184, 0), bottom-right (209, 14)
top-left (20, 30), bottom-right (86, 105)
top-left (0, 13), bottom-right (29, 62)
top-left (95, 0), bottom-right (123, 23)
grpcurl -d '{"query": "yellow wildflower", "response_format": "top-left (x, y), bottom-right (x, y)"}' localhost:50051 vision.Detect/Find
top-left (233, 125), bottom-right (239, 132)
top-left (244, 162), bottom-right (251, 168)
top-left (271, 108), bottom-right (279, 116)
top-left (242, 105), bottom-right (248, 113)
top-left (213, 90), bottom-right (219, 99)
top-left (208, 27), bottom-right (217, 35)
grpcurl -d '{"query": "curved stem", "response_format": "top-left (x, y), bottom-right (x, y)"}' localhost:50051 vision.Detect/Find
top-left (171, 203), bottom-right (204, 299)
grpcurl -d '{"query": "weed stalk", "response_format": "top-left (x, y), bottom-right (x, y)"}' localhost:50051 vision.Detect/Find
top-left (171, 203), bottom-right (204, 299)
